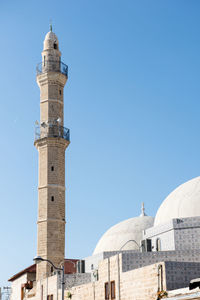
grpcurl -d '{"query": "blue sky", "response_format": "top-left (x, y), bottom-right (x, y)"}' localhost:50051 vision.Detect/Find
top-left (1, 0), bottom-right (200, 288)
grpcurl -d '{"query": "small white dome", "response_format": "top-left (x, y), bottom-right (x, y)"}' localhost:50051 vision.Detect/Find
top-left (93, 208), bottom-right (154, 255)
top-left (44, 31), bottom-right (58, 42)
top-left (43, 31), bottom-right (59, 51)
top-left (154, 176), bottom-right (200, 226)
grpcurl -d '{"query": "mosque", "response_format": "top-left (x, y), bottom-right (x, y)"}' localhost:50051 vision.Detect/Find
top-left (8, 30), bottom-right (200, 300)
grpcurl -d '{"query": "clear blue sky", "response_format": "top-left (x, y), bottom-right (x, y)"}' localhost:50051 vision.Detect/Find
top-left (1, 0), bottom-right (200, 288)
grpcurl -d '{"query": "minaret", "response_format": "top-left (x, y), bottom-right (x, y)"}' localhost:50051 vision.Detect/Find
top-left (34, 28), bottom-right (70, 280)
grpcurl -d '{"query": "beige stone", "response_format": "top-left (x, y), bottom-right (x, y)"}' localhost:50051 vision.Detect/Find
top-left (34, 31), bottom-right (69, 281)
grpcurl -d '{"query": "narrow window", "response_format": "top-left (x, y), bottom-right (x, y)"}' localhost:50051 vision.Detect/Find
top-left (105, 282), bottom-right (109, 300)
top-left (50, 266), bottom-right (54, 273)
top-left (21, 287), bottom-right (25, 300)
top-left (41, 285), bottom-right (43, 300)
top-left (44, 56), bottom-right (46, 66)
top-left (156, 238), bottom-right (161, 251)
top-left (54, 43), bottom-right (57, 49)
top-left (111, 281), bottom-right (115, 300)
top-left (59, 89), bottom-right (62, 95)
top-left (51, 166), bottom-right (54, 171)
top-left (51, 196), bottom-right (54, 202)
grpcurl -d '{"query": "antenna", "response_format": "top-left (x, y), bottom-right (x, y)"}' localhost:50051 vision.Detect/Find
top-left (50, 19), bottom-right (52, 32)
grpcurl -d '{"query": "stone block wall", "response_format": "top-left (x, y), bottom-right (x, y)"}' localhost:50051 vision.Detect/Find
top-left (120, 261), bottom-right (165, 300)
top-left (84, 252), bottom-right (104, 273)
top-left (70, 256), bottom-right (167, 300)
top-left (84, 250), bottom-right (137, 273)
top-left (144, 219), bottom-right (175, 251)
top-left (172, 217), bottom-right (200, 250)
top-left (144, 217), bottom-right (200, 252)
top-left (121, 249), bottom-right (200, 272)
top-left (16, 255), bottom-right (200, 300)
top-left (165, 261), bottom-right (200, 291)
top-left (10, 274), bottom-right (28, 300)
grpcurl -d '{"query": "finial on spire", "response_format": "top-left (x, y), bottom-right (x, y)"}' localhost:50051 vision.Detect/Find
top-left (140, 202), bottom-right (147, 217)
top-left (50, 19), bottom-right (52, 32)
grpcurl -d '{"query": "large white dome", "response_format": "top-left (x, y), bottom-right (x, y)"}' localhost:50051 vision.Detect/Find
top-left (93, 207), bottom-right (154, 255)
top-left (154, 176), bottom-right (200, 226)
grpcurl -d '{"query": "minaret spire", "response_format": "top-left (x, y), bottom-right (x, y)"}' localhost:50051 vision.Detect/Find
top-left (50, 20), bottom-right (52, 32)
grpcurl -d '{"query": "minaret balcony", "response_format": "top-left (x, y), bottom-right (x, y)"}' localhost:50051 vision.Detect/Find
top-left (36, 60), bottom-right (68, 77)
top-left (35, 124), bottom-right (70, 142)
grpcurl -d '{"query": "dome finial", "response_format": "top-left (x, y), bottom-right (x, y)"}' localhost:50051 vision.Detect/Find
top-left (140, 202), bottom-right (146, 216)
top-left (50, 19), bottom-right (52, 32)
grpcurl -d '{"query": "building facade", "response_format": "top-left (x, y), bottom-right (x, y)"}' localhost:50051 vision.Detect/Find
top-left (8, 31), bottom-right (200, 300)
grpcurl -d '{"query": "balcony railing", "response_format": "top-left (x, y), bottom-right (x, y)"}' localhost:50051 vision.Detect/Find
top-left (35, 124), bottom-right (70, 142)
top-left (36, 60), bottom-right (68, 77)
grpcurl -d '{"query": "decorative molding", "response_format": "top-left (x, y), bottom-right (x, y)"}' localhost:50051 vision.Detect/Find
top-left (38, 184), bottom-right (66, 191)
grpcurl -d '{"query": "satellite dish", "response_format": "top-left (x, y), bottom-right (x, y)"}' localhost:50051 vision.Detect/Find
top-left (57, 117), bottom-right (62, 124)
top-left (41, 122), bottom-right (46, 128)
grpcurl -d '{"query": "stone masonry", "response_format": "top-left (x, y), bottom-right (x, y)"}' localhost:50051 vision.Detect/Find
top-left (144, 217), bottom-right (200, 252)
top-left (34, 31), bottom-right (69, 280)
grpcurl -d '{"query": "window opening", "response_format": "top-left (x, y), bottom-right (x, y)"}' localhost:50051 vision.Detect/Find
top-left (156, 238), bottom-right (161, 251)
top-left (51, 166), bottom-right (54, 171)
top-left (51, 196), bottom-right (54, 202)
top-left (41, 285), bottom-right (43, 300)
top-left (111, 281), bottom-right (115, 299)
top-left (105, 282), bottom-right (109, 300)
top-left (54, 43), bottom-right (57, 49)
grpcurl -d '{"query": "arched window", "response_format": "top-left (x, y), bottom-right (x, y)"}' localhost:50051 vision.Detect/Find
top-left (54, 42), bottom-right (57, 49)
top-left (156, 238), bottom-right (161, 251)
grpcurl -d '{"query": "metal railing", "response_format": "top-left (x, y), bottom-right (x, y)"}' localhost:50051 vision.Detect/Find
top-left (36, 60), bottom-right (68, 77)
top-left (35, 124), bottom-right (70, 142)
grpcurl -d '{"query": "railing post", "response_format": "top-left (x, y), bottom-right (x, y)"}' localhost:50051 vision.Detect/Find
top-left (36, 61), bottom-right (68, 77)
top-left (35, 125), bottom-right (70, 142)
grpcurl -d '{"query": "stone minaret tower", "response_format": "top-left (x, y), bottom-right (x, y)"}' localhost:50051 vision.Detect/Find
top-left (34, 29), bottom-right (69, 280)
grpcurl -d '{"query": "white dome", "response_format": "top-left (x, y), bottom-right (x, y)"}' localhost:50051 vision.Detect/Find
top-left (154, 176), bottom-right (200, 226)
top-left (93, 209), bottom-right (154, 255)
top-left (43, 31), bottom-right (59, 50)
top-left (45, 31), bottom-right (58, 41)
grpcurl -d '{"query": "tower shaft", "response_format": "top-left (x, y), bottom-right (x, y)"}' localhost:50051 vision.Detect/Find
top-left (34, 31), bottom-right (69, 280)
